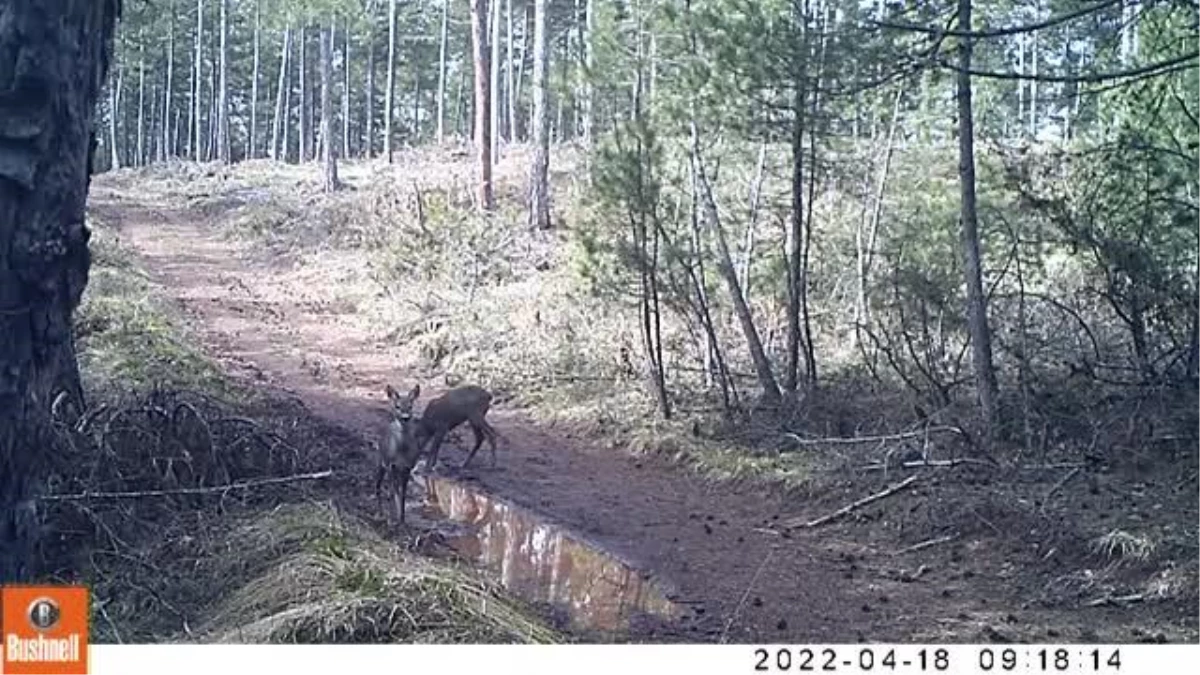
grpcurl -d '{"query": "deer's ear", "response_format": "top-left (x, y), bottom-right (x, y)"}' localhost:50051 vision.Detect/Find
top-left (385, 384), bottom-right (399, 401)
top-left (409, 384), bottom-right (421, 400)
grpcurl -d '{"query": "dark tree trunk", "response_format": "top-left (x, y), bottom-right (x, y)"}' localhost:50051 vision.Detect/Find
top-left (320, 18), bottom-right (339, 192)
top-left (528, 0), bottom-right (550, 229)
top-left (364, 0), bottom-right (376, 158)
top-left (0, 0), bottom-right (121, 583)
top-left (299, 25), bottom-right (311, 163)
top-left (271, 24), bottom-right (291, 161)
top-left (384, 0), bottom-right (397, 162)
top-left (249, 0), bottom-right (261, 159)
top-left (955, 0), bottom-right (1000, 440)
top-left (471, 0), bottom-right (494, 210)
top-left (217, 0), bottom-right (230, 163)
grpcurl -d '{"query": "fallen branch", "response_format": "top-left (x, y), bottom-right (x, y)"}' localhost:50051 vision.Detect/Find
top-left (785, 475), bottom-right (921, 529)
top-left (1040, 467), bottom-right (1082, 516)
top-left (40, 470), bottom-right (335, 502)
top-left (891, 533), bottom-right (958, 556)
top-left (1085, 592), bottom-right (1146, 608)
top-left (785, 426), bottom-right (964, 446)
top-left (862, 457), bottom-right (996, 471)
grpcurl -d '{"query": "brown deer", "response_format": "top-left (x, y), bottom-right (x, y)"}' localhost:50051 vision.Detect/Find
top-left (417, 385), bottom-right (501, 469)
top-left (375, 384), bottom-right (424, 524)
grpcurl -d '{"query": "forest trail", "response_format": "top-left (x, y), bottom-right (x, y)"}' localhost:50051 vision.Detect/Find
top-left (88, 179), bottom-right (1120, 644)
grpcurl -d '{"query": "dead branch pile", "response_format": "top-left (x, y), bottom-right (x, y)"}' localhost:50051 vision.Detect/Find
top-left (40, 387), bottom-right (329, 571)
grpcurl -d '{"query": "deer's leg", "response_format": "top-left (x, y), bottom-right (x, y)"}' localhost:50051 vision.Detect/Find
top-left (462, 423), bottom-right (486, 468)
top-left (374, 464), bottom-right (386, 506)
top-left (426, 429), bottom-right (448, 469)
top-left (483, 421), bottom-right (499, 467)
top-left (397, 468), bottom-right (410, 524)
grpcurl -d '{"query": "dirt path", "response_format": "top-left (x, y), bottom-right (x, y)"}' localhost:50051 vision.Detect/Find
top-left (91, 186), bottom-right (1135, 644)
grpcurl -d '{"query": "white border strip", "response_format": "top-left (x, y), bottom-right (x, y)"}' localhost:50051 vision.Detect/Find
top-left (86, 644), bottom-right (1199, 675)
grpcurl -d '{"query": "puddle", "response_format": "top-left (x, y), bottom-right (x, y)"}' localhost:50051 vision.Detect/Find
top-left (419, 475), bottom-right (682, 634)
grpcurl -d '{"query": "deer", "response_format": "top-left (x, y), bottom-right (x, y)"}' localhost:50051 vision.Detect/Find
top-left (374, 384), bottom-right (424, 524)
top-left (417, 384), bottom-right (501, 470)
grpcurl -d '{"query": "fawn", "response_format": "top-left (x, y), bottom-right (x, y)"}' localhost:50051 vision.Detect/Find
top-left (419, 385), bottom-right (501, 469)
top-left (375, 384), bottom-right (423, 524)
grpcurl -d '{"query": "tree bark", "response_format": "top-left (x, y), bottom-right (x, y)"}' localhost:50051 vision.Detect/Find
top-left (529, 0), bottom-right (551, 230)
top-left (136, 40), bottom-right (146, 166)
top-left (489, 0), bottom-right (501, 160)
top-left (364, 0), bottom-right (376, 158)
top-left (250, 0), bottom-right (261, 159)
top-left (471, 0), bottom-right (495, 210)
top-left (164, 1), bottom-right (175, 159)
top-left (436, 0), bottom-right (450, 144)
top-left (271, 25), bottom-right (291, 161)
top-left (194, 0), bottom-right (204, 161)
top-left (384, 0), bottom-right (397, 162)
top-left (691, 120), bottom-right (781, 407)
top-left (217, 0), bottom-right (230, 163)
top-left (785, 14), bottom-right (806, 394)
top-left (955, 0), bottom-right (1000, 440)
top-left (299, 24), bottom-right (310, 162)
top-left (505, 0), bottom-right (515, 142)
top-left (582, 0), bottom-right (594, 150)
top-left (108, 69), bottom-right (121, 169)
top-left (0, 0), bottom-right (120, 583)
top-left (321, 18), bottom-right (340, 192)
top-left (342, 19), bottom-right (351, 159)
top-left (514, 3), bottom-right (530, 141)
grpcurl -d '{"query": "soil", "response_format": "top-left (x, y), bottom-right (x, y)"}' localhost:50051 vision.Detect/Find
top-left (87, 178), bottom-right (1199, 645)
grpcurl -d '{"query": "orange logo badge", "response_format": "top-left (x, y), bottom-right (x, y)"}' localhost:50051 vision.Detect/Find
top-left (2, 585), bottom-right (89, 674)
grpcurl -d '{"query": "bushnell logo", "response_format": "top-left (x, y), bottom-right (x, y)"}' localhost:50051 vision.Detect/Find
top-left (27, 597), bottom-right (62, 632)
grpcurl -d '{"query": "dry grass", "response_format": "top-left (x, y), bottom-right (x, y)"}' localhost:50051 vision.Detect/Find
top-left (196, 503), bottom-right (561, 644)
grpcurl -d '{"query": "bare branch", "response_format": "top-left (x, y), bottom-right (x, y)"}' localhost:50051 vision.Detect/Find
top-left (40, 470), bottom-right (335, 501)
top-left (875, 0), bottom-right (1123, 40)
top-left (786, 475), bottom-right (921, 529)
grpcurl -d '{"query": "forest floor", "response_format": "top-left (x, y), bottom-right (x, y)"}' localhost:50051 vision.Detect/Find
top-left (82, 156), bottom-right (1198, 644)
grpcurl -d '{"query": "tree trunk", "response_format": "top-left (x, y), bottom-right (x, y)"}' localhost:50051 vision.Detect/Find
top-left (271, 25), bottom-right (291, 161)
top-left (691, 120), bottom-right (781, 407)
top-left (529, 0), bottom-right (551, 230)
top-left (1029, 19), bottom-right (1039, 137)
top-left (217, 0), bottom-right (230, 163)
top-left (0, 0), bottom-right (120, 583)
top-left (321, 18), bottom-right (340, 192)
top-left (436, 0), bottom-right (450, 144)
top-left (471, 0), bottom-right (495, 210)
top-left (413, 68), bottom-right (422, 142)
top-left (194, 0), bottom-right (204, 161)
top-left (384, 0), bottom-right (397, 162)
top-left (514, 3), bottom-right (530, 141)
top-left (206, 25), bottom-right (218, 161)
top-left (582, 0), bottom-right (594, 150)
top-left (249, 0), bottom-right (261, 159)
top-left (955, 0), bottom-right (1000, 440)
top-left (1016, 34), bottom-right (1025, 137)
top-left (505, 0), bottom-right (516, 143)
top-left (136, 41), bottom-right (145, 166)
top-left (299, 24), bottom-right (310, 162)
top-left (342, 19), bottom-right (351, 159)
top-left (489, 0), bottom-right (501, 160)
top-left (1185, 201), bottom-right (1195, 374)
top-left (364, 0), bottom-right (376, 158)
top-left (785, 54), bottom-right (805, 392)
top-left (164, 1), bottom-right (175, 160)
top-left (109, 69), bottom-right (121, 169)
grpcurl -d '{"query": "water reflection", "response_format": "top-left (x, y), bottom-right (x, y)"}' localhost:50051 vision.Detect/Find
top-left (420, 475), bottom-right (681, 634)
